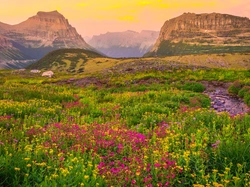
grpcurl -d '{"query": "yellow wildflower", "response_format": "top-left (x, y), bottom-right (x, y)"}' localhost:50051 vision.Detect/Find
top-left (136, 171), bottom-right (140, 176)
top-left (225, 167), bottom-right (230, 171)
top-left (233, 176), bottom-right (240, 181)
top-left (84, 175), bottom-right (89, 179)
top-left (212, 169), bottom-right (218, 173)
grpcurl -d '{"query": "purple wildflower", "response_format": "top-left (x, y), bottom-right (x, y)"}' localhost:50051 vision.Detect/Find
top-left (212, 140), bottom-right (220, 148)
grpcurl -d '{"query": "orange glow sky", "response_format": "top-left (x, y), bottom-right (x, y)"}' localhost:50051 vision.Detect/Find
top-left (1, 0), bottom-right (250, 37)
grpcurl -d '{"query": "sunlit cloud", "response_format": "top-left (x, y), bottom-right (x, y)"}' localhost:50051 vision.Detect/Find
top-left (138, 1), bottom-right (152, 6)
top-left (158, 1), bottom-right (216, 9)
top-left (118, 15), bottom-right (136, 22)
top-left (0, 0), bottom-right (249, 36)
top-left (77, 3), bottom-right (87, 7)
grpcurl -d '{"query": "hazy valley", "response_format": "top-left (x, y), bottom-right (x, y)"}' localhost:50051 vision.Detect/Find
top-left (88, 30), bottom-right (159, 58)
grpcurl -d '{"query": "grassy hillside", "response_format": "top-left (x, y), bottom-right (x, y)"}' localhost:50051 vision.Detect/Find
top-left (27, 48), bottom-right (250, 75)
top-left (27, 48), bottom-right (105, 73)
top-left (159, 53), bottom-right (250, 70)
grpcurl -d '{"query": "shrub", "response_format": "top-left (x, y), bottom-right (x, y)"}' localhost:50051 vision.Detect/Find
top-left (243, 91), bottom-right (250, 106)
top-left (228, 80), bottom-right (243, 95)
top-left (245, 69), bottom-right (250, 77)
top-left (180, 82), bottom-right (205, 92)
top-left (0, 78), bottom-right (5, 85)
top-left (238, 86), bottom-right (250, 98)
top-left (189, 95), bottom-right (211, 108)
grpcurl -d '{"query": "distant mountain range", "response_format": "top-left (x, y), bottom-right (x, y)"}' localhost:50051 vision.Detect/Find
top-left (0, 11), bottom-right (95, 69)
top-left (1, 11), bottom-right (250, 69)
top-left (145, 13), bottom-right (250, 56)
top-left (88, 30), bottom-right (159, 58)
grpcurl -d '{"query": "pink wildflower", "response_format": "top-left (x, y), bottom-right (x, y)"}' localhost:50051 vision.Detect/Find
top-left (131, 179), bottom-right (136, 184)
top-left (212, 140), bottom-right (220, 148)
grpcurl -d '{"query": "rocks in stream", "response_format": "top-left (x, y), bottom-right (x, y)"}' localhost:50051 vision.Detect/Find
top-left (204, 87), bottom-right (249, 116)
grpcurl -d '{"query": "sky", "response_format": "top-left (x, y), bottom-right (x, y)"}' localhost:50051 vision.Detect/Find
top-left (0, 0), bottom-right (250, 38)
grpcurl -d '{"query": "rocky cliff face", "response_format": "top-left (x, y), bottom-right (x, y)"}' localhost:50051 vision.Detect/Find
top-left (0, 34), bottom-right (33, 60)
top-left (0, 35), bottom-right (12, 47)
top-left (6, 11), bottom-right (90, 49)
top-left (0, 35), bottom-right (36, 69)
top-left (89, 30), bottom-right (159, 57)
top-left (0, 11), bottom-right (96, 68)
top-left (146, 13), bottom-right (250, 56)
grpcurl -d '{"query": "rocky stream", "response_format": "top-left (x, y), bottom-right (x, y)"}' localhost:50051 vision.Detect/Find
top-left (202, 81), bottom-right (249, 116)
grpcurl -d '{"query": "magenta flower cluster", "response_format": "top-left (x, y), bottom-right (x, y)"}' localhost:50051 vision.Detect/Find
top-left (26, 122), bottom-right (180, 186)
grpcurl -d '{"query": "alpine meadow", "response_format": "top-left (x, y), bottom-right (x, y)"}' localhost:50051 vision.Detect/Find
top-left (1, 2), bottom-right (250, 187)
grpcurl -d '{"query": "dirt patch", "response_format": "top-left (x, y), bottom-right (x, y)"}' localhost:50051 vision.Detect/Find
top-left (104, 60), bottom-right (208, 75)
top-left (75, 77), bottom-right (106, 87)
top-left (57, 77), bottom-right (107, 87)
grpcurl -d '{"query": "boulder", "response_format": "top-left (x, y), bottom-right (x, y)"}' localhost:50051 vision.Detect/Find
top-left (30, 69), bottom-right (41, 73)
top-left (42, 71), bottom-right (54, 78)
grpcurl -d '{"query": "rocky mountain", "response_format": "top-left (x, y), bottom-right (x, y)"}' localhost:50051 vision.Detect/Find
top-left (145, 13), bottom-right (250, 57)
top-left (88, 30), bottom-right (159, 58)
top-left (0, 35), bottom-right (31, 59)
top-left (0, 10), bottom-right (96, 69)
top-left (0, 34), bottom-right (35, 69)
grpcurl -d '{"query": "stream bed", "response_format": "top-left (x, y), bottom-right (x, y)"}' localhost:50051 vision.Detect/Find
top-left (202, 81), bottom-right (249, 116)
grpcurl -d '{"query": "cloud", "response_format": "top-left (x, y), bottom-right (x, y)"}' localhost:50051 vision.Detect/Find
top-left (158, 1), bottom-right (216, 9)
top-left (1, 0), bottom-right (250, 36)
top-left (118, 15), bottom-right (136, 22)
top-left (138, 1), bottom-right (152, 6)
top-left (77, 3), bottom-right (87, 7)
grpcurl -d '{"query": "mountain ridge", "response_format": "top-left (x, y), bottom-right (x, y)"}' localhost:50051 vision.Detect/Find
top-left (146, 12), bottom-right (250, 57)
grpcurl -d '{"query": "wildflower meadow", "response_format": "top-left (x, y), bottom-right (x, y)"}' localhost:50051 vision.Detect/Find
top-left (0, 68), bottom-right (250, 186)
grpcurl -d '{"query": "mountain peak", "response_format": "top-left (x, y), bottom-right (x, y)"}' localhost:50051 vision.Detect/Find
top-left (173, 12), bottom-right (250, 23)
top-left (36, 10), bottom-right (64, 18)
top-left (146, 12), bottom-right (250, 57)
top-left (0, 10), bottom-right (97, 67)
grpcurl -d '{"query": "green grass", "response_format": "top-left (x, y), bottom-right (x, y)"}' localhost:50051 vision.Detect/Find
top-left (228, 80), bottom-right (250, 106)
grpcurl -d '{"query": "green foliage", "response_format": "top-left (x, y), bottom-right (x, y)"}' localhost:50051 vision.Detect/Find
top-left (244, 92), bottom-right (250, 107)
top-left (178, 82), bottom-right (205, 92)
top-left (245, 70), bottom-right (250, 77)
top-left (228, 80), bottom-right (244, 95)
top-left (238, 86), bottom-right (250, 98)
top-left (228, 81), bottom-right (250, 106)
